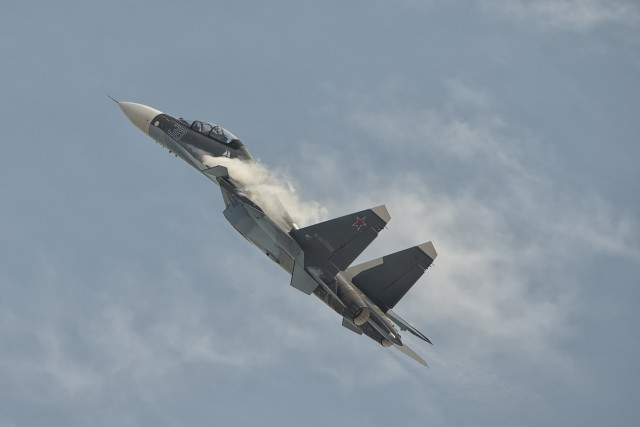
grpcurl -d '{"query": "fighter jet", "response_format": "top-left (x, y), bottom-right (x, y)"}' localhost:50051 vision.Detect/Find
top-left (115, 100), bottom-right (437, 366)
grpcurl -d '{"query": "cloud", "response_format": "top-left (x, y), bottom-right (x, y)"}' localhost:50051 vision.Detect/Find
top-left (198, 154), bottom-right (327, 229)
top-left (2, 80), bottom-right (636, 425)
top-left (286, 81), bottom-right (640, 389)
top-left (480, 0), bottom-right (640, 31)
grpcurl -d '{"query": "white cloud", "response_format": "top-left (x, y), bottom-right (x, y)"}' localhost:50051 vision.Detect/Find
top-left (198, 154), bottom-right (327, 229)
top-left (2, 80), bottom-right (636, 425)
top-left (288, 81), bottom-right (640, 386)
top-left (480, 0), bottom-right (640, 31)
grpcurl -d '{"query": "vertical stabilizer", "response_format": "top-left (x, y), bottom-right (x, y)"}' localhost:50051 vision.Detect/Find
top-left (345, 242), bottom-right (437, 311)
top-left (290, 205), bottom-right (391, 271)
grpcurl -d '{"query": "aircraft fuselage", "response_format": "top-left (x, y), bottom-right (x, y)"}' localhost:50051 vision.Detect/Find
top-left (116, 101), bottom-right (435, 366)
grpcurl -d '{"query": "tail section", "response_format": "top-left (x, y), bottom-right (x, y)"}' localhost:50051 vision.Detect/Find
top-left (290, 205), bottom-right (391, 272)
top-left (345, 242), bottom-right (437, 311)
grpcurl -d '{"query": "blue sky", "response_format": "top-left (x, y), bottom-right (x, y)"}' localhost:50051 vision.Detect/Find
top-left (1, 1), bottom-right (639, 426)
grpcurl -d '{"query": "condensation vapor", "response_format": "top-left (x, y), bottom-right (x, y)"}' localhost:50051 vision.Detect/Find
top-left (201, 155), bottom-right (326, 230)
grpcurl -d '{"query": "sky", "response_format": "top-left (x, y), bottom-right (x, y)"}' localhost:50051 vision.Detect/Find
top-left (1, 1), bottom-right (639, 426)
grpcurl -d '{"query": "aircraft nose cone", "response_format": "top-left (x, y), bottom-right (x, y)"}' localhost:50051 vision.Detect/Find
top-left (118, 102), bottom-right (163, 135)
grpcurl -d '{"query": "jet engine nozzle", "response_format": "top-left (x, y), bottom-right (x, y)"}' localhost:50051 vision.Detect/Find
top-left (336, 276), bottom-right (371, 326)
top-left (353, 306), bottom-right (371, 326)
top-left (118, 102), bottom-right (163, 135)
top-left (360, 322), bottom-right (394, 347)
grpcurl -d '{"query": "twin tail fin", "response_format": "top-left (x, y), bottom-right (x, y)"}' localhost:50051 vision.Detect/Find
top-left (345, 242), bottom-right (437, 311)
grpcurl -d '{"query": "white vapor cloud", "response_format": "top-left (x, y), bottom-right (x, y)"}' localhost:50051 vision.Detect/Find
top-left (287, 81), bottom-right (640, 386)
top-left (199, 155), bottom-right (327, 230)
top-left (480, 0), bottom-right (640, 31)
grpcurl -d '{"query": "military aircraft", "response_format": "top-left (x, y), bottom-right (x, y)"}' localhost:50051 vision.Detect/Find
top-left (114, 100), bottom-right (437, 366)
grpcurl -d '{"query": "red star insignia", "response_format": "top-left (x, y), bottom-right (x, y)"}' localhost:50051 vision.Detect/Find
top-left (352, 216), bottom-right (367, 231)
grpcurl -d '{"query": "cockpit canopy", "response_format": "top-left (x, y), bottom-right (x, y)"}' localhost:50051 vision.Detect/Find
top-left (179, 118), bottom-right (241, 145)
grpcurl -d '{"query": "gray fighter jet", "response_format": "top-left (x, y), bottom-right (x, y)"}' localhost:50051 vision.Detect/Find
top-left (115, 100), bottom-right (437, 366)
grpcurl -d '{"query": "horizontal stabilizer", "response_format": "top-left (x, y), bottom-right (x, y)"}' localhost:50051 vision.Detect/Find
top-left (393, 343), bottom-right (428, 367)
top-left (345, 242), bottom-right (437, 311)
top-left (387, 309), bottom-right (432, 345)
top-left (290, 205), bottom-right (391, 271)
top-left (290, 260), bottom-right (319, 294)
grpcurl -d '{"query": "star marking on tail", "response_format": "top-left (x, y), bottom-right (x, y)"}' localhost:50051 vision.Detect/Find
top-left (352, 216), bottom-right (367, 231)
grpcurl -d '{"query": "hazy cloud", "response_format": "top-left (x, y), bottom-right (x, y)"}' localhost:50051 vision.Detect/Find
top-left (480, 0), bottom-right (640, 31)
top-left (294, 81), bottom-right (640, 383)
top-left (1, 1), bottom-right (638, 424)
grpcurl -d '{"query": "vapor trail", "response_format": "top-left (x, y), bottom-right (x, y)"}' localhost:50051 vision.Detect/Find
top-left (201, 155), bottom-right (326, 231)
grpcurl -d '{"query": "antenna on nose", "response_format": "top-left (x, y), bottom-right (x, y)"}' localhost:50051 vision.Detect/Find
top-left (107, 95), bottom-right (119, 104)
